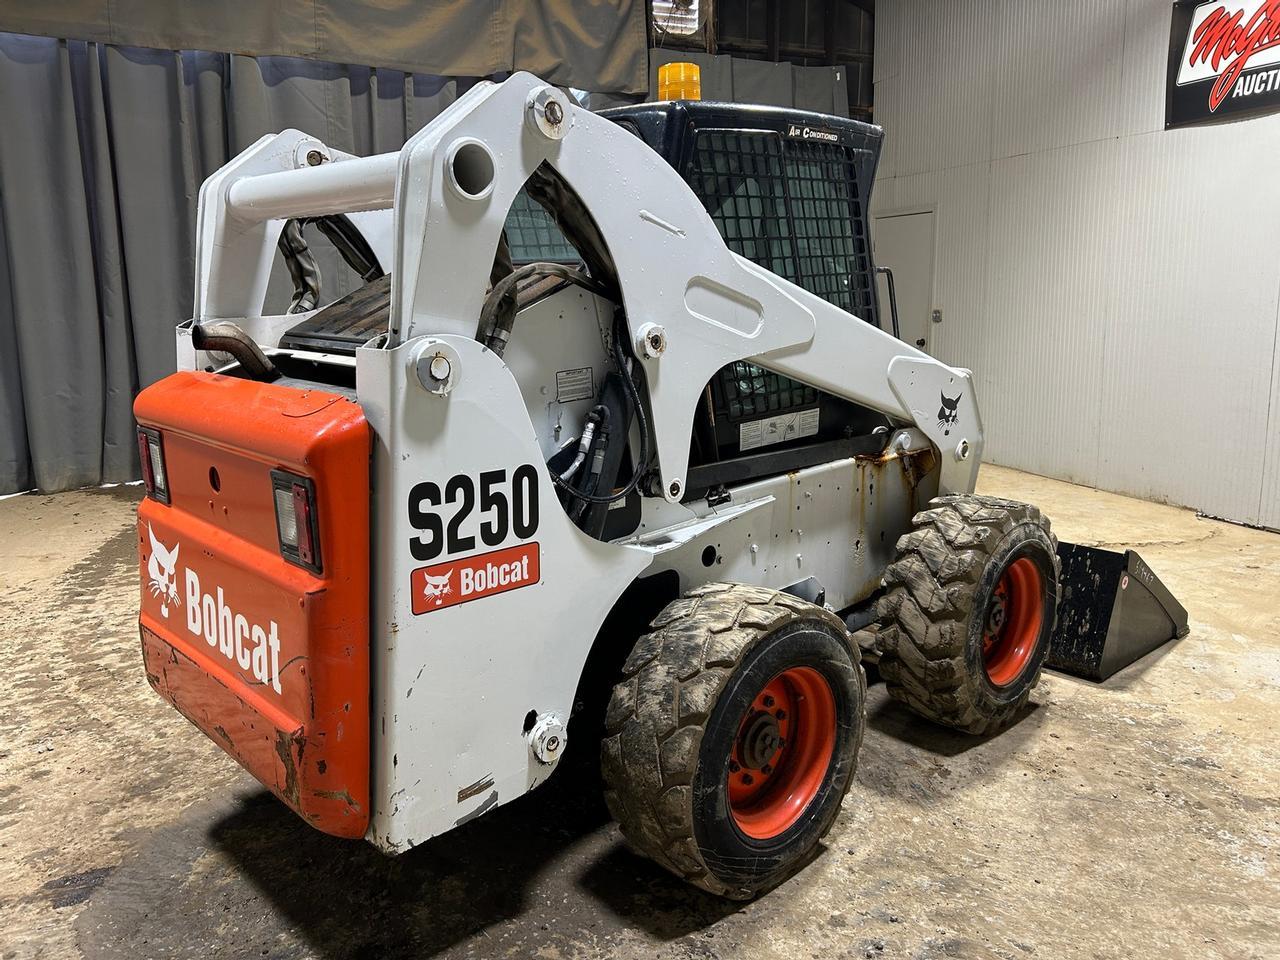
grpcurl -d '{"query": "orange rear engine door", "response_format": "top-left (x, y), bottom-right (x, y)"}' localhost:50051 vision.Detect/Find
top-left (135, 371), bottom-right (370, 838)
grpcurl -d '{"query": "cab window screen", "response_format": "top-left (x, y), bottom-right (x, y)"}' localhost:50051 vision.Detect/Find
top-left (718, 361), bottom-right (817, 421)
top-left (685, 129), bottom-right (876, 327)
top-left (504, 188), bottom-right (580, 264)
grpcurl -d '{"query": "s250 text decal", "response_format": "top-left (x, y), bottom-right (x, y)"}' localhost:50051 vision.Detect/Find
top-left (407, 465), bottom-right (539, 562)
top-left (407, 466), bottom-right (542, 614)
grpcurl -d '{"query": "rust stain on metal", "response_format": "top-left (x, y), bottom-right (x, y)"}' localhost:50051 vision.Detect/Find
top-left (313, 788), bottom-right (360, 809)
top-left (274, 729), bottom-right (304, 807)
top-left (898, 446), bottom-right (938, 490)
top-left (454, 790), bottom-right (499, 826)
top-left (853, 444), bottom-right (939, 517)
top-left (457, 774), bottom-right (495, 803)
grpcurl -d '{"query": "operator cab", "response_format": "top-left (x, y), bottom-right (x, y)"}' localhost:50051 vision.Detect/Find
top-left (598, 102), bottom-right (894, 504)
top-left (208, 98), bottom-right (901, 543)
top-left (601, 100), bottom-right (884, 332)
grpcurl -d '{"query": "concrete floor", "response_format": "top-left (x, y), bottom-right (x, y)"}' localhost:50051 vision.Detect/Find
top-left (1, 465), bottom-right (1277, 959)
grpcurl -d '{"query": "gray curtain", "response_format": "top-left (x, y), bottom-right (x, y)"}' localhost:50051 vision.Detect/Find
top-left (0, 34), bottom-right (490, 494)
top-left (1, 1), bottom-right (649, 95)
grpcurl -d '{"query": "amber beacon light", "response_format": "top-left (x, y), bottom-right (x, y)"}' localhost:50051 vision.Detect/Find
top-left (658, 62), bottom-right (702, 101)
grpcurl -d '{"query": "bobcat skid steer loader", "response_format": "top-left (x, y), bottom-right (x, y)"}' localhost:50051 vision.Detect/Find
top-left (134, 74), bottom-right (1063, 898)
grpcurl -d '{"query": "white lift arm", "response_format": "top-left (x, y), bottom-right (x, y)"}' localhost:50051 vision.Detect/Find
top-left (194, 73), bottom-right (982, 496)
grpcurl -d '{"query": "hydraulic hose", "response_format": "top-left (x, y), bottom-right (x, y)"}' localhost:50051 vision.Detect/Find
top-left (550, 311), bottom-right (651, 506)
top-left (278, 220), bottom-right (321, 313)
top-left (558, 408), bottom-right (606, 483)
top-left (478, 261), bottom-right (614, 358)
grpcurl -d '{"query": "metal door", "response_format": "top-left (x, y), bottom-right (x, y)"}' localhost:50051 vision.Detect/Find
top-left (873, 211), bottom-right (936, 353)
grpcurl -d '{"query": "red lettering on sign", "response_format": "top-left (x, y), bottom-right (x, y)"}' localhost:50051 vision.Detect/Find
top-left (1188, 1), bottom-right (1280, 111)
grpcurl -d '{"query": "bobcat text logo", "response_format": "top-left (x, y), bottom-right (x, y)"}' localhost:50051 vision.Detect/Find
top-left (937, 391), bottom-right (962, 436)
top-left (1179, 1), bottom-right (1280, 112)
top-left (185, 569), bottom-right (283, 694)
top-left (411, 543), bottom-right (540, 615)
top-left (146, 524), bottom-right (181, 618)
top-left (144, 526), bottom-right (283, 693)
top-left (422, 569), bottom-right (454, 606)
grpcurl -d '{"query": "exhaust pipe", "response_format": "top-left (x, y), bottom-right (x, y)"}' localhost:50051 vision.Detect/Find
top-left (191, 321), bottom-right (280, 382)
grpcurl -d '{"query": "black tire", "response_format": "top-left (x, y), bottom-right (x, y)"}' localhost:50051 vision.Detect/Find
top-left (600, 582), bottom-right (866, 899)
top-left (875, 494), bottom-right (1060, 735)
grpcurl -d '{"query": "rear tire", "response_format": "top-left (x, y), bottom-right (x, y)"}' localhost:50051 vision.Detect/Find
top-left (601, 582), bottom-right (866, 898)
top-left (875, 494), bottom-right (1060, 735)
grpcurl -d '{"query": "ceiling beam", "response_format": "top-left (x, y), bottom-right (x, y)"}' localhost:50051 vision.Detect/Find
top-left (825, 0), bottom-right (838, 65)
top-left (766, 0), bottom-right (781, 62)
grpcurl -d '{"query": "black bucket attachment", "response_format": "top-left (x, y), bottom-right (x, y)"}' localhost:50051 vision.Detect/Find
top-left (1047, 544), bottom-right (1189, 682)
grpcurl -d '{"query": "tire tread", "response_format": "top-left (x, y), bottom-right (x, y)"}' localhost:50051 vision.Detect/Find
top-left (875, 494), bottom-right (1060, 735)
top-left (601, 583), bottom-right (865, 898)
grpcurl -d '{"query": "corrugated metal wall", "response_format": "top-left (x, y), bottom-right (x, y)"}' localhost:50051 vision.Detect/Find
top-left (873, 0), bottom-right (1280, 530)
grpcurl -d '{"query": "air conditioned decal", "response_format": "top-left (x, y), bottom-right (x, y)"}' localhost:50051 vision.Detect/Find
top-left (784, 122), bottom-right (844, 144)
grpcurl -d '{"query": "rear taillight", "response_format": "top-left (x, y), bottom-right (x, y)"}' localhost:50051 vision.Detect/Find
top-left (271, 469), bottom-right (322, 573)
top-left (136, 426), bottom-right (170, 504)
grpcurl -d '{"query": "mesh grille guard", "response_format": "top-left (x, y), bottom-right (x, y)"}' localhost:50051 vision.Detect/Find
top-left (601, 101), bottom-right (884, 329)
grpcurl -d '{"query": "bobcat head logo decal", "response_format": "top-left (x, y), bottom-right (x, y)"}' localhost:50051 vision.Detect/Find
top-left (937, 391), bottom-right (961, 436)
top-left (422, 569), bottom-right (454, 606)
top-left (146, 524), bottom-right (181, 618)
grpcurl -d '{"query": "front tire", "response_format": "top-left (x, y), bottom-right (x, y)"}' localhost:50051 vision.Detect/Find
top-left (601, 583), bottom-right (866, 898)
top-left (875, 494), bottom-right (1060, 735)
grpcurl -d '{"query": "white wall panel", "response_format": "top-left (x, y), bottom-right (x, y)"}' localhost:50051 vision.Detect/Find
top-left (989, 0), bottom-right (1127, 158)
top-left (1118, 0), bottom-right (1176, 137)
top-left (981, 139), bottom-right (1117, 487)
top-left (1262, 344), bottom-right (1280, 530)
top-left (1096, 126), bottom-right (1280, 522)
top-left (874, 0), bottom-right (1280, 528)
top-left (875, 162), bottom-right (994, 368)
top-left (892, 0), bottom-right (1000, 176)
top-left (873, 0), bottom-right (904, 85)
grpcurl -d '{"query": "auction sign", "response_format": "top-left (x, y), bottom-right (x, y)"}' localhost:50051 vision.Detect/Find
top-left (1167, 1), bottom-right (1280, 127)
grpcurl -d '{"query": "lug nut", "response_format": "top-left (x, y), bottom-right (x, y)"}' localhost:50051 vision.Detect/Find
top-left (728, 760), bottom-right (740, 773)
top-left (762, 695), bottom-right (775, 708)
top-left (776, 709), bottom-right (786, 720)
top-left (741, 773), bottom-right (754, 785)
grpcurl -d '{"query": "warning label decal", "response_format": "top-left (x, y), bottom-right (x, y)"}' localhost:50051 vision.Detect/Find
top-left (739, 409), bottom-right (819, 452)
top-left (555, 367), bottom-right (594, 403)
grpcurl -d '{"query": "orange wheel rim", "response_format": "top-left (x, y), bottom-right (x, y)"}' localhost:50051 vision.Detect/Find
top-left (727, 666), bottom-right (836, 840)
top-left (982, 556), bottom-right (1045, 687)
